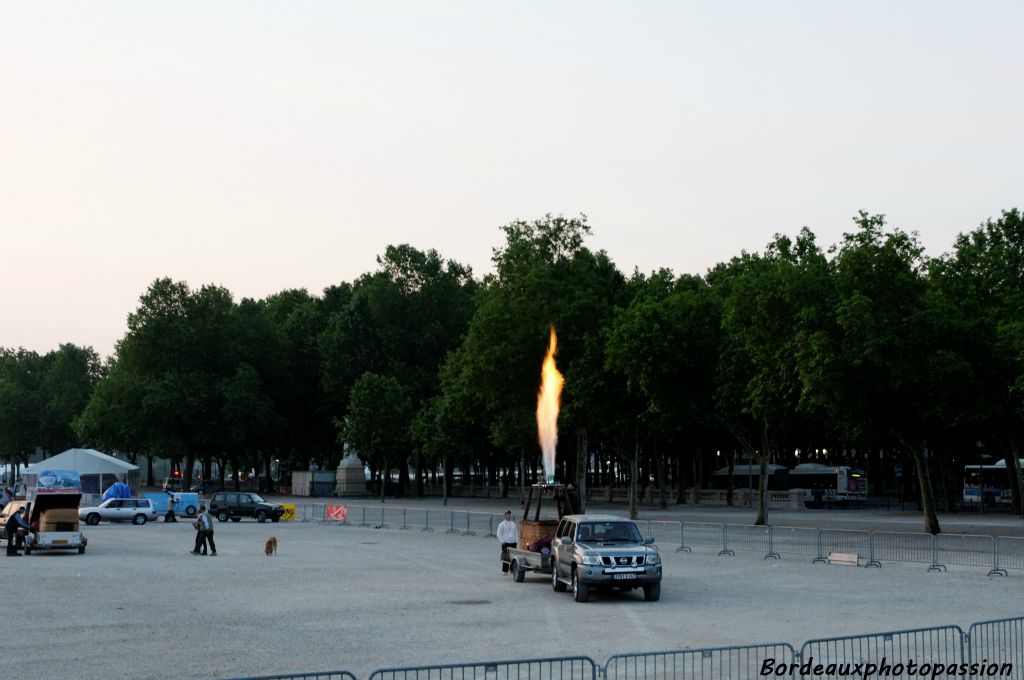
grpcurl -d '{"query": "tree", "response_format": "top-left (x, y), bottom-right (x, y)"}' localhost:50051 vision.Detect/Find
top-left (800, 213), bottom-right (945, 533)
top-left (341, 372), bottom-right (413, 502)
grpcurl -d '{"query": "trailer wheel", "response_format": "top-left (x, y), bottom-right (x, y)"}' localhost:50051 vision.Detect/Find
top-left (512, 560), bottom-right (525, 583)
top-left (78, 545), bottom-right (86, 554)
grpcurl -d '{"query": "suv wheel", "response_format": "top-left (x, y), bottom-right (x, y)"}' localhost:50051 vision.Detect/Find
top-left (86, 513), bottom-right (101, 526)
top-left (552, 562), bottom-right (567, 592)
top-left (133, 514), bottom-right (147, 525)
top-left (643, 582), bottom-right (661, 602)
top-left (255, 510), bottom-right (267, 523)
top-left (217, 510), bottom-right (229, 522)
top-left (571, 568), bottom-right (589, 602)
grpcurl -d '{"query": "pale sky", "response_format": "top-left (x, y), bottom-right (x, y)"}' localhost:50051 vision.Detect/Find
top-left (3, 1), bottom-right (1022, 359)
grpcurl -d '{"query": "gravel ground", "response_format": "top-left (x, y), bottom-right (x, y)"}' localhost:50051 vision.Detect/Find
top-left (7, 510), bottom-right (1024, 680)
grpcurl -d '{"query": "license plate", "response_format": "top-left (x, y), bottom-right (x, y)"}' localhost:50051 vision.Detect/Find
top-left (612, 573), bottom-right (637, 580)
top-left (52, 540), bottom-right (68, 545)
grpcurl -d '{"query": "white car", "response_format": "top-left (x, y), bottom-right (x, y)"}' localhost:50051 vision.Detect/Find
top-left (79, 498), bottom-right (158, 525)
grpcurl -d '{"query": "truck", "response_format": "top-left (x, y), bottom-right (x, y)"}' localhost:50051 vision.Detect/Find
top-left (23, 469), bottom-right (87, 555)
top-left (144, 491), bottom-right (201, 518)
top-left (548, 514), bottom-right (661, 602)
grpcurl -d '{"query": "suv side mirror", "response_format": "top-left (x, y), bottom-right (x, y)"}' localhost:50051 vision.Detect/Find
top-left (645, 536), bottom-right (656, 545)
top-left (562, 537), bottom-right (574, 546)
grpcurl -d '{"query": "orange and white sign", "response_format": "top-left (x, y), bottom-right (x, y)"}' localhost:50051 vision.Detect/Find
top-left (326, 504), bottom-right (348, 522)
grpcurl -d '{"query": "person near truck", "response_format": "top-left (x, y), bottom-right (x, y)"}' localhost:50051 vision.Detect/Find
top-left (497, 510), bottom-right (518, 573)
top-left (6, 507), bottom-right (33, 556)
top-left (164, 490), bottom-right (178, 522)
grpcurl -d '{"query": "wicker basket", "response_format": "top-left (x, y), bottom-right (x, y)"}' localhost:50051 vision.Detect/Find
top-left (519, 519), bottom-right (559, 551)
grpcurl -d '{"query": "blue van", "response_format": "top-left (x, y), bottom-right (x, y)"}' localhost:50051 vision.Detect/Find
top-left (144, 491), bottom-right (200, 518)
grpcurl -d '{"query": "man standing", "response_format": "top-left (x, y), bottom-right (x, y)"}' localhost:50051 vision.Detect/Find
top-left (496, 510), bottom-right (518, 573)
top-left (164, 491), bottom-right (178, 522)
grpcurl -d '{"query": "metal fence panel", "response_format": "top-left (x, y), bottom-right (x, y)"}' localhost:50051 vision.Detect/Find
top-left (723, 525), bottom-right (770, 556)
top-left (818, 530), bottom-right (870, 560)
top-left (869, 532), bottom-right (933, 565)
top-left (222, 671), bottom-right (357, 680)
top-left (368, 656), bottom-right (597, 680)
top-left (968, 616), bottom-right (1024, 680)
top-left (996, 537), bottom-right (1024, 572)
top-left (647, 521), bottom-right (683, 551)
top-left (680, 522), bottom-right (726, 553)
top-left (799, 625), bottom-right (966, 679)
top-left (604, 644), bottom-right (797, 680)
top-left (767, 526), bottom-right (819, 559)
top-left (935, 534), bottom-right (995, 570)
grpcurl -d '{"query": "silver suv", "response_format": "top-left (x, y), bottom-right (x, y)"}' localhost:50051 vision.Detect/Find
top-left (550, 514), bottom-right (662, 602)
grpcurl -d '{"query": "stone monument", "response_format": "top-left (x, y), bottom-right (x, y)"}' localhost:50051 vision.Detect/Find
top-left (335, 446), bottom-right (371, 497)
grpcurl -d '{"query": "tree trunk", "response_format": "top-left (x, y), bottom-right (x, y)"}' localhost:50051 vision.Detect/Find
top-left (898, 434), bottom-right (941, 534)
top-left (754, 453), bottom-right (768, 526)
top-left (442, 454), bottom-right (449, 507)
top-left (726, 450), bottom-right (735, 507)
top-left (576, 426), bottom-right (588, 514)
top-left (657, 450), bottom-right (667, 509)
top-left (629, 419), bottom-right (640, 520)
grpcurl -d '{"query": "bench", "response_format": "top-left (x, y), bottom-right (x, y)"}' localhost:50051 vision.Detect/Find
top-left (828, 551), bottom-right (859, 566)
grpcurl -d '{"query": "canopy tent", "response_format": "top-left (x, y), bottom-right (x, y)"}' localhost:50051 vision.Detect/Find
top-left (24, 448), bottom-right (140, 497)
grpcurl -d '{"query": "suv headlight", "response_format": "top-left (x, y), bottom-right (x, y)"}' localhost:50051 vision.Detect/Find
top-left (581, 555), bottom-right (603, 565)
top-left (646, 553), bottom-right (661, 566)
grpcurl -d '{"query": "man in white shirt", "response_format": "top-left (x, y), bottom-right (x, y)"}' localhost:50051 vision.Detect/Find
top-left (496, 510), bottom-right (518, 573)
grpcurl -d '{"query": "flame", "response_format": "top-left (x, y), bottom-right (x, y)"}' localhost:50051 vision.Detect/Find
top-left (536, 325), bottom-right (564, 485)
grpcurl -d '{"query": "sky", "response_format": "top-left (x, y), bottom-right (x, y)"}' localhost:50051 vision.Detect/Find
top-left (3, 1), bottom-right (1023, 359)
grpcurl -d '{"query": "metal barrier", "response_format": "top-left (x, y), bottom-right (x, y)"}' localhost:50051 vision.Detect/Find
top-left (679, 522), bottom-right (724, 553)
top-left (766, 526), bottom-right (818, 561)
top-left (935, 534), bottom-right (996, 573)
top-left (816, 530), bottom-right (870, 564)
top-left (995, 537), bottom-right (1024, 574)
top-left (723, 524), bottom-right (771, 558)
top-left (219, 617), bottom-right (1024, 680)
top-left (222, 671), bottom-right (358, 680)
top-left (799, 625), bottom-right (966, 679)
top-left (604, 643), bottom-right (797, 680)
top-left (367, 656), bottom-right (598, 680)
top-left (647, 520), bottom-right (685, 552)
top-left (867, 532), bottom-right (935, 569)
top-left (967, 616), bottom-right (1024, 679)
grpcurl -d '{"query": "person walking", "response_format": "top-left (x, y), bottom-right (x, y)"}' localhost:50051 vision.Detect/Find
top-left (191, 505), bottom-right (216, 556)
top-left (164, 491), bottom-right (178, 522)
top-left (496, 510), bottom-right (518, 573)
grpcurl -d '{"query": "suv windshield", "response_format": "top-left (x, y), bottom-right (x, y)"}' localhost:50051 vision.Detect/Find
top-left (581, 521), bottom-right (643, 543)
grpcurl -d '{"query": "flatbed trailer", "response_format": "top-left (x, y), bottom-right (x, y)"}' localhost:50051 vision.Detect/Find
top-left (503, 547), bottom-right (553, 582)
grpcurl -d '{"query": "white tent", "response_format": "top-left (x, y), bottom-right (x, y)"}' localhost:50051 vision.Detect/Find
top-left (24, 448), bottom-right (140, 496)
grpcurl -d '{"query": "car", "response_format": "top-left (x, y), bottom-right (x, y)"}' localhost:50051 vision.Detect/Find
top-left (549, 514), bottom-right (662, 603)
top-left (208, 492), bottom-right (284, 523)
top-left (78, 498), bottom-right (159, 525)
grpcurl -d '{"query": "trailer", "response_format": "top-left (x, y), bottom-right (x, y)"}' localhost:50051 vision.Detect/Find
top-left (503, 546), bottom-right (553, 582)
top-left (24, 469), bottom-right (87, 555)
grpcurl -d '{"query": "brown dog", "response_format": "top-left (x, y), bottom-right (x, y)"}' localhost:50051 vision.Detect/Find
top-left (264, 536), bottom-right (277, 556)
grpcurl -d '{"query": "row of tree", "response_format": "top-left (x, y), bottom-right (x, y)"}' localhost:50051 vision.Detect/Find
top-left (2, 211), bottom-right (1023, 533)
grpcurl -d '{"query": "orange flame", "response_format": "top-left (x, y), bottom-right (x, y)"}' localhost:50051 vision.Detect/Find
top-left (536, 325), bottom-right (564, 485)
